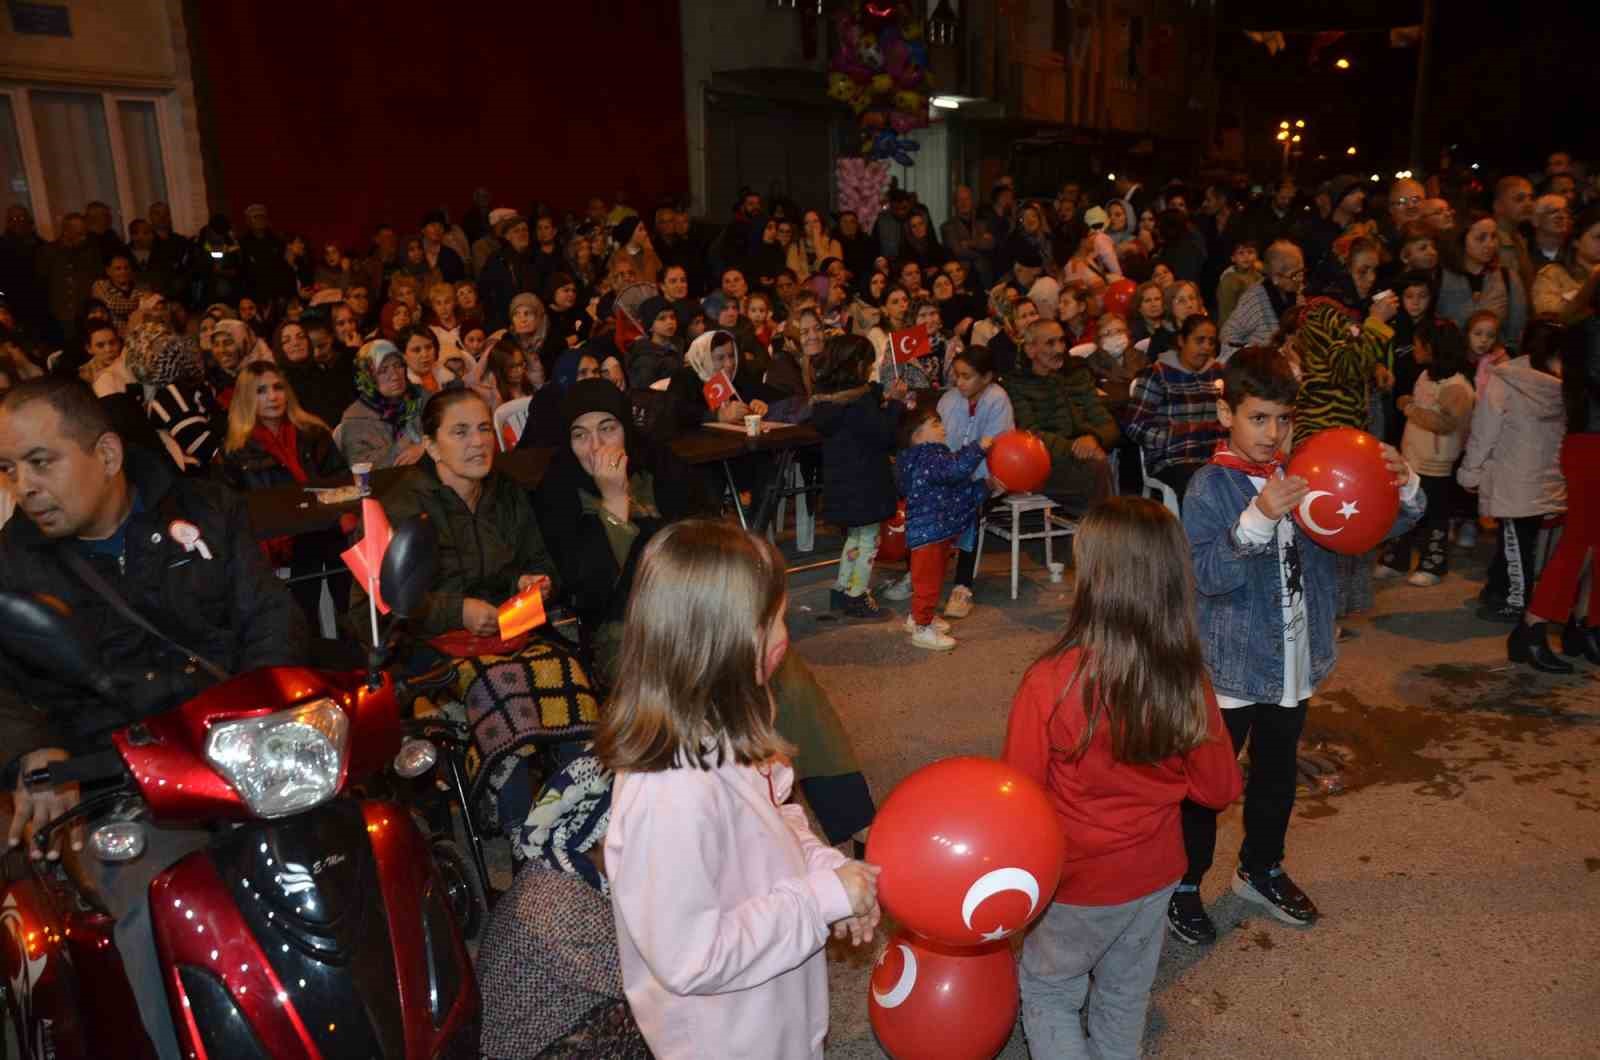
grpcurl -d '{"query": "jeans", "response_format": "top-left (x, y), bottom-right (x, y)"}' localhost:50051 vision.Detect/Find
top-left (1181, 700), bottom-right (1306, 883)
top-left (1019, 886), bottom-right (1177, 1060)
top-left (834, 523), bottom-right (880, 597)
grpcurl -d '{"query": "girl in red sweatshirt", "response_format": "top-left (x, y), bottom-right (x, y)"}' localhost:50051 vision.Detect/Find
top-left (1003, 496), bottom-right (1243, 1060)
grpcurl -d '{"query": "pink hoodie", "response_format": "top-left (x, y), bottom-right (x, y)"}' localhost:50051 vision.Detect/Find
top-left (606, 756), bottom-right (852, 1059)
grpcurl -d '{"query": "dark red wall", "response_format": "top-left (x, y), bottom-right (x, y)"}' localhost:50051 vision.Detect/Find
top-left (193, 1), bottom-right (688, 249)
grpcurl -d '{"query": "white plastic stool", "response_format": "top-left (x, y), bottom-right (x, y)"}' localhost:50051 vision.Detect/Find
top-left (973, 494), bottom-right (1078, 600)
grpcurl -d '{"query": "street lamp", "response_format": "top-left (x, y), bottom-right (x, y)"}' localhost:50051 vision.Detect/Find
top-left (1278, 120), bottom-right (1305, 175)
top-left (1347, 146), bottom-right (1358, 156)
top-left (928, 0), bottom-right (959, 47)
top-left (1335, 57), bottom-right (1351, 70)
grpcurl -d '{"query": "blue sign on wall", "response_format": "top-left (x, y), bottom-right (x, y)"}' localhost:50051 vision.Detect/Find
top-left (9, 1), bottom-right (73, 37)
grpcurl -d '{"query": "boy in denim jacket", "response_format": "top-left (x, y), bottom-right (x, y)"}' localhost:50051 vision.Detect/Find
top-left (1169, 348), bottom-right (1424, 945)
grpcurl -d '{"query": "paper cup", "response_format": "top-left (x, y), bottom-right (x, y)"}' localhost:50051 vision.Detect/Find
top-left (351, 462), bottom-right (373, 494)
top-left (744, 414), bottom-right (762, 437)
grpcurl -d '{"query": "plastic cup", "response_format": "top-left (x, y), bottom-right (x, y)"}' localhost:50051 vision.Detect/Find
top-left (351, 462), bottom-right (373, 494)
top-left (744, 414), bottom-right (762, 437)
top-left (1048, 561), bottom-right (1065, 583)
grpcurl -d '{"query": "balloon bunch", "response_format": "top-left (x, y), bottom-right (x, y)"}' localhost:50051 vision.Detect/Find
top-left (836, 157), bottom-right (892, 228)
top-left (825, 1), bottom-right (932, 160)
top-left (864, 757), bottom-right (1066, 1059)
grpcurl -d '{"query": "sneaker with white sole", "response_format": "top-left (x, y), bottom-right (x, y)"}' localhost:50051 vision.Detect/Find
top-left (879, 572), bottom-right (913, 601)
top-left (909, 624), bottom-right (956, 651)
top-left (1406, 570), bottom-right (1440, 587)
top-left (943, 585), bottom-right (974, 619)
top-left (1373, 564), bottom-right (1404, 580)
top-left (1231, 864), bottom-right (1318, 926)
top-left (905, 614), bottom-right (951, 634)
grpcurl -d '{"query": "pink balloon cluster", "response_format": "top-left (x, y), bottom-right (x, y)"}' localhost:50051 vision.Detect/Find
top-left (837, 158), bottom-right (891, 230)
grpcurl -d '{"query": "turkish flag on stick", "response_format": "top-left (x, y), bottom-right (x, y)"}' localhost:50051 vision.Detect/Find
top-left (497, 579), bottom-right (549, 639)
top-left (891, 323), bottom-right (930, 366)
top-left (703, 370), bottom-right (740, 411)
top-left (341, 499), bottom-right (393, 647)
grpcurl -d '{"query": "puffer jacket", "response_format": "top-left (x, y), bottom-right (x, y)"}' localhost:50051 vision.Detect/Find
top-left (895, 441), bottom-right (990, 550)
top-left (811, 384), bottom-right (902, 529)
top-left (1003, 357), bottom-right (1121, 452)
top-left (352, 458), bottom-right (559, 635)
top-left (0, 448), bottom-right (307, 774)
top-left (1457, 356), bottom-right (1567, 517)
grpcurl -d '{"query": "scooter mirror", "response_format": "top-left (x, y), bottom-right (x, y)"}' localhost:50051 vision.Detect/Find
top-left (379, 513), bottom-right (439, 621)
top-left (0, 592), bottom-right (99, 685)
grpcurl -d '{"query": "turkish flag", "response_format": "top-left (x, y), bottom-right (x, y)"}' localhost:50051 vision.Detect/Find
top-left (703, 370), bottom-right (739, 410)
top-left (614, 307), bottom-right (644, 352)
top-left (891, 323), bottom-right (931, 365)
top-left (340, 498), bottom-right (393, 613)
top-left (497, 579), bottom-right (548, 639)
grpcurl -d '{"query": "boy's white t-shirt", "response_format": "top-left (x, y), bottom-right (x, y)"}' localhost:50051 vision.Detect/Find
top-left (1219, 475), bottom-right (1312, 710)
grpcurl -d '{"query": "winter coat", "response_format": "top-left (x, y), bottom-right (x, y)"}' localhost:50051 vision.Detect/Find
top-left (628, 337), bottom-right (680, 388)
top-left (337, 399), bottom-right (424, 469)
top-left (810, 385), bottom-right (902, 529)
top-left (1083, 343), bottom-right (1151, 414)
top-left (353, 459), bottom-right (559, 635)
top-left (1401, 371), bottom-right (1474, 477)
top-left (1457, 356), bottom-right (1567, 517)
top-left (283, 351), bottom-right (358, 430)
top-left (35, 238), bottom-right (101, 326)
top-left (221, 422), bottom-right (347, 492)
top-left (0, 448), bottom-right (308, 771)
top-left (1003, 357), bottom-right (1121, 453)
top-left (895, 441), bottom-right (990, 550)
top-left (606, 757), bottom-right (849, 1060)
top-left (479, 247), bottom-right (541, 331)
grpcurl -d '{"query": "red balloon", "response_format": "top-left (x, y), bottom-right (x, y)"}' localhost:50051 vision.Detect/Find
top-left (1285, 427), bottom-right (1400, 555)
top-left (986, 430), bottom-right (1051, 494)
top-left (865, 757), bottom-right (1064, 948)
top-left (1101, 277), bottom-right (1138, 318)
top-left (869, 932), bottom-right (1019, 1060)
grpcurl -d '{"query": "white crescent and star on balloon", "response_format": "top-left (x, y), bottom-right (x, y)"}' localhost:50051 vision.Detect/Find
top-left (1296, 490), bottom-right (1359, 536)
top-left (871, 944), bottom-right (918, 1009)
top-left (960, 867), bottom-right (1041, 942)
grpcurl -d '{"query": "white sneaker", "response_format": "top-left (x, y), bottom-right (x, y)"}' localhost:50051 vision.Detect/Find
top-left (905, 614), bottom-right (951, 634)
top-left (1373, 564), bottom-right (1404, 581)
top-left (1406, 571), bottom-right (1441, 587)
top-left (879, 572), bottom-right (913, 601)
top-left (909, 624), bottom-right (956, 651)
top-left (943, 585), bottom-right (974, 619)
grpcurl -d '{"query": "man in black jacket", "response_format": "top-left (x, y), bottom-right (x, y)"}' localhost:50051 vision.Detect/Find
top-left (0, 377), bottom-right (307, 1059)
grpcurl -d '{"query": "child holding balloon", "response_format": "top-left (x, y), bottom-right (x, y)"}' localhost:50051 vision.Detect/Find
top-left (1004, 497), bottom-right (1244, 1060)
top-left (895, 404), bottom-right (995, 651)
top-left (1172, 349), bottom-right (1423, 946)
top-left (599, 520), bottom-right (882, 1059)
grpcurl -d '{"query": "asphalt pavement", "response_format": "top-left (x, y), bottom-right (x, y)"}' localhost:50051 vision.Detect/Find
top-left (791, 531), bottom-right (1600, 1059)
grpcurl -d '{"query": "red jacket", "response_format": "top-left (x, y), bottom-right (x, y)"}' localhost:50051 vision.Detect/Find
top-left (1003, 648), bottom-right (1243, 906)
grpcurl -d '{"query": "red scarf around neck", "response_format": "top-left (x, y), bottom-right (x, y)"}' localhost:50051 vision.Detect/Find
top-left (251, 420), bottom-right (308, 483)
top-left (1209, 439), bottom-right (1284, 479)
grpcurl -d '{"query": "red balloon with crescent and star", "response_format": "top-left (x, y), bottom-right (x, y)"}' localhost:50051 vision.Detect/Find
top-left (868, 931), bottom-right (1019, 1060)
top-left (1285, 427), bottom-right (1400, 555)
top-left (864, 756), bottom-right (1064, 948)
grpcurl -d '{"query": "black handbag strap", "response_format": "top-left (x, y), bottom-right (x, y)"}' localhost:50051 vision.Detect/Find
top-left (58, 548), bottom-right (230, 682)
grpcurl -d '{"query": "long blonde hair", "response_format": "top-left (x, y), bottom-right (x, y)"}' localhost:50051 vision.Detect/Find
top-left (1043, 497), bottom-right (1211, 764)
top-left (597, 520), bottom-right (794, 772)
top-left (224, 361), bottom-right (329, 452)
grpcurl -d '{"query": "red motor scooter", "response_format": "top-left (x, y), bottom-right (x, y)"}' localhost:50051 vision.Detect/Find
top-left (0, 515), bottom-right (479, 1060)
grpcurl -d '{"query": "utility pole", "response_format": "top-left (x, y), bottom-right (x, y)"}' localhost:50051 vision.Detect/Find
top-left (1409, 0), bottom-right (1435, 171)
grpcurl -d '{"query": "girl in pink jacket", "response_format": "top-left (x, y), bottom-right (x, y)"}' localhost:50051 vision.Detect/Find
top-left (599, 520), bottom-right (881, 1059)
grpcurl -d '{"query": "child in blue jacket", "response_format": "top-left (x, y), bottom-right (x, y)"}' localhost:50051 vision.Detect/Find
top-left (1171, 348), bottom-right (1424, 947)
top-left (895, 404), bottom-right (993, 651)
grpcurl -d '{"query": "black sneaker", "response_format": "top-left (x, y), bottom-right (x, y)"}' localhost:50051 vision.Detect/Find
top-left (1166, 888), bottom-right (1216, 945)
top-left (1232, 865), bottom-right (1319, 926)
top-left (841, 592), bottom-right (891, 622)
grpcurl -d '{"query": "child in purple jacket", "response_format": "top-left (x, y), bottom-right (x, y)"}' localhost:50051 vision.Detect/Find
top-left (895, 405), bottom-right (994, 651)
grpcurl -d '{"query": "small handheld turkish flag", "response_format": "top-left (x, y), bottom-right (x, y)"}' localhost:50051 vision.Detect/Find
top-left (703, 370), bottom-right (739, 411)
top-left (891, 323), bottom-right (931, 365)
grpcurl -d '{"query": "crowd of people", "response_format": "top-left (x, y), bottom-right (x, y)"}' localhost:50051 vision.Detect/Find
top-left (0, 142), bottom-right (1597, 1058)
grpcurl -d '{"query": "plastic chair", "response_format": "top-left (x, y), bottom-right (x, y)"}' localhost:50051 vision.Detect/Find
top-left (973, 493), bottom-right (1078, 600)
top-left (493, 396), bottom-right (532, 452)
top-left (1140, 448), bottom-right (1180, 517)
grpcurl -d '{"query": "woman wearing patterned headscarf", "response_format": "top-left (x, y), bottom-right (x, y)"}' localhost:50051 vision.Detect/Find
top-left (125, 323), bottom-right (224, 469)
top-left (336, 340), bottom-right (427, 468)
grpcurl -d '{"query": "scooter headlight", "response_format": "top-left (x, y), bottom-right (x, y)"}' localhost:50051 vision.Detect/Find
top-left (204, 700), bottom-right (349, 818)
